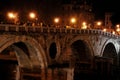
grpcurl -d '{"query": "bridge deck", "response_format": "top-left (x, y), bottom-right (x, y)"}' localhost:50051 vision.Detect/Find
top-left (0, 24), bottom-right (119, 38)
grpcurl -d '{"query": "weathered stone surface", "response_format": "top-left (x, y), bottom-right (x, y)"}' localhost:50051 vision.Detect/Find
top-left (0, 25), bottom-right (120, 80)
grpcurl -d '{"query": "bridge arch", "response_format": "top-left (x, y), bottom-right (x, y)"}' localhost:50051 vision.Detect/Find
top-left (70, 40), bottom-right (92, 62)
top-left (101, 39), bottom-right (118, 65)
top-left (68, 37), bottom-right (94, 80)
top-left (0, 35), bottom-right (47, 79)
top-left (69, 37), bottom-right (94, 60)
top-left (102, 42), bottom-right (118, 65)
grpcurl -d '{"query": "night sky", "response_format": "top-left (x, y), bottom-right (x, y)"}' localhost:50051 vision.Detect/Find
top-left (0, 0), bottom-right (120, 24)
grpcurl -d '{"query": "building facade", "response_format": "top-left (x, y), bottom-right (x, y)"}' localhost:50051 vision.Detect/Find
top-left (60, 0), bottom-right (94, 28)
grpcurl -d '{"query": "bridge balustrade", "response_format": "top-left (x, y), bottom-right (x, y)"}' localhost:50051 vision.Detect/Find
top-left (0, 24), bottom-right (119, 38)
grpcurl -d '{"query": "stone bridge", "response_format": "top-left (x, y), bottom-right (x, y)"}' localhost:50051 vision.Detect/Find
top-left (0, 24), bottom-right (120, 80)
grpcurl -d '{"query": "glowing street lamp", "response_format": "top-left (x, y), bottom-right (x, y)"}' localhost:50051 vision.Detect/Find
top-left (95, 21), bottom-right (102, 29)
top-left (70, 17), bottom-right (76, 28)
top-left (70, 18), bottom-right (76, 24)
top-left (116, 24), bottom-right (120, 32)
top-left (103, 28), bottom-right (107, 32)
top-left (81, 22), bottom-right (87, 29)
top-left (29, 12), bottom-right (36, 19)
top-left (7, 12), bottom-right (18, 24)
top-left (116, 24), bottom-right (120, 28)
top-left (112, 31), bottom-right (115, 34)
top-left (54, 18), bottom-right (59, 24)
top-left (8, 12), bottom-right (17, 19)
top-left (8, 12), bottom-right (15, 19)
top-left (29, 12), bottom-right (38, 26)
top-left (54, 17), bottom-right (60, 28)
top-left (97, 21), bottom-right (102, 26)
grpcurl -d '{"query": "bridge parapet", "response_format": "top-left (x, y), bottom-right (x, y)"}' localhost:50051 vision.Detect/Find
top-left (0, 24), bottom-right (119, 38)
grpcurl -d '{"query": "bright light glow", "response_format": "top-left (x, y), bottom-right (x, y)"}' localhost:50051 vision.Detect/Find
top-left (112, 31), bottom-right (115, 34)
top-left (70, 18), bottom-right (76, 24)
top-left (116, 28), bottom-right (120, 32)
top-left (116, 24), bottom-right (120, 32)
top-left (116, 24), bottom-right (120, 28)
top-left (8, 12), bottom-right (17, 19)
top-left (54, 18), bottom-right (59, 23)
top-left (29, 12), bottom-right (36, 19)
top-left (97, 21), bottom-right (102, 26)
top-left (82, 22), bottom-right (86, 25)
top-left (66, 26), bottom-right (71, 29)
top-left (103, 28), bottom-right (107, 32)
top-left (81, 22), bottom-right (87, 29)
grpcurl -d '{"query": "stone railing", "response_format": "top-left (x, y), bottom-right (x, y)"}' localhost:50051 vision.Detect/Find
top-left (0, 24), bottom-right (119, 38)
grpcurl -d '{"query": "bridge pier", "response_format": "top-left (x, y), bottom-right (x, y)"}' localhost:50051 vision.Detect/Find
top-left (46, 68), bottom-right (67, 80)
top-left (66, 68), bottom-right (74, 80)
top-left (20, 67), bottom-right (43, 80)
top-left (93, 56), bottom-right (113, 78)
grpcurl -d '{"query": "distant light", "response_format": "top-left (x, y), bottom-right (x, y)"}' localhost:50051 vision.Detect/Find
top-left (8, 12), bottom-right (17, 19)
top-left (103, 28), bottom-right (107, 32)
top-left (116, 24), bottom-right (120, 28)
top-left (8, 13), bottom-right (14, 18)
top-left (97, 21), bottom-right (102, 26)
top-left (29, 12), bottom-right (36, 19)
top-left (82, 22), bottom-right (86, 25)
top-left (116, 28), bottom-right (120, 32)
top-left (54, 18), bottom-right (59, 23)
top-left (70, 18), bottom-right (76, 24)
top-left (81, 22), bottom-right (87, 29)
top-left (112, 31), bottom-right (115, 34)
top-left (66, 26), bottom-right (71, 29)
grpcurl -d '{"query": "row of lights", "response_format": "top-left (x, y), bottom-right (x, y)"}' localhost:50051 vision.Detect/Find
top-left (7, 12), bottom-right (86, 24)
top-left (7, 12), bottom-right (103, 29)
top-left (54, 17), bottom-right (76, 24)
top-left (7, 12), bottom-right (77, 25)
top-left (7, 12), bottom-right (85, 28)
top-left (6, 12), bottom-right (120, 35)
top-left (7, 11), bottom-right (118, 34)
top-left (7, 12), bottom-right (37, 24)
top-left (5, 12), bottom-right (120, 35)
top-left (54, 17), bottom-right (90, 29)
top-left (53, 19), bottom-right (120, 35)
top-left (102, 24), bottom-right (120, 35)
top-left (8, 12), bottom-right (36, 19)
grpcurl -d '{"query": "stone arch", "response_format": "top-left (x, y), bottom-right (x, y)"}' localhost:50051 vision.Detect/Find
top-left (96, 41), bottom-right (118, 77)
top-left (101, 39), bottom-right (119, 56)
top-left (69, 36), bottom-right (94, 61)
top-left (0, 35), bottom-right (47, 79)
top-left (101, 39), bottom-right (118, 65)
top-left (0, 35), bottom-right (47, 68)
top-left (117, 47), bottom-right (120, 66)
top-left (67, 37), bottom-right (94, 80)
top-left (102, 42), bottom-right (118, 65)
top-left (70, 40), bottom-right (92, 62)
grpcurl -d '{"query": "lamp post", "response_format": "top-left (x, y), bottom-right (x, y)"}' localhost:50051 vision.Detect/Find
top-left (94, 21), bottom-right (102, 29)
top-left (70, 17), bottom-right (76, 28)
top-left (7, 12), bottom-right (18, 24)
top-left (54, 17), bottom-right (60, 28)
top-left (97, 21), bottom-right (102, 26)
top-left (29, 12), bottom-right (37, 26)
top-left (81, 22), bottom-right (87, 29)
top-left (29, 12), bottom-right (36, 19)
top-left (116, 24), bottom-right (120, 34)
